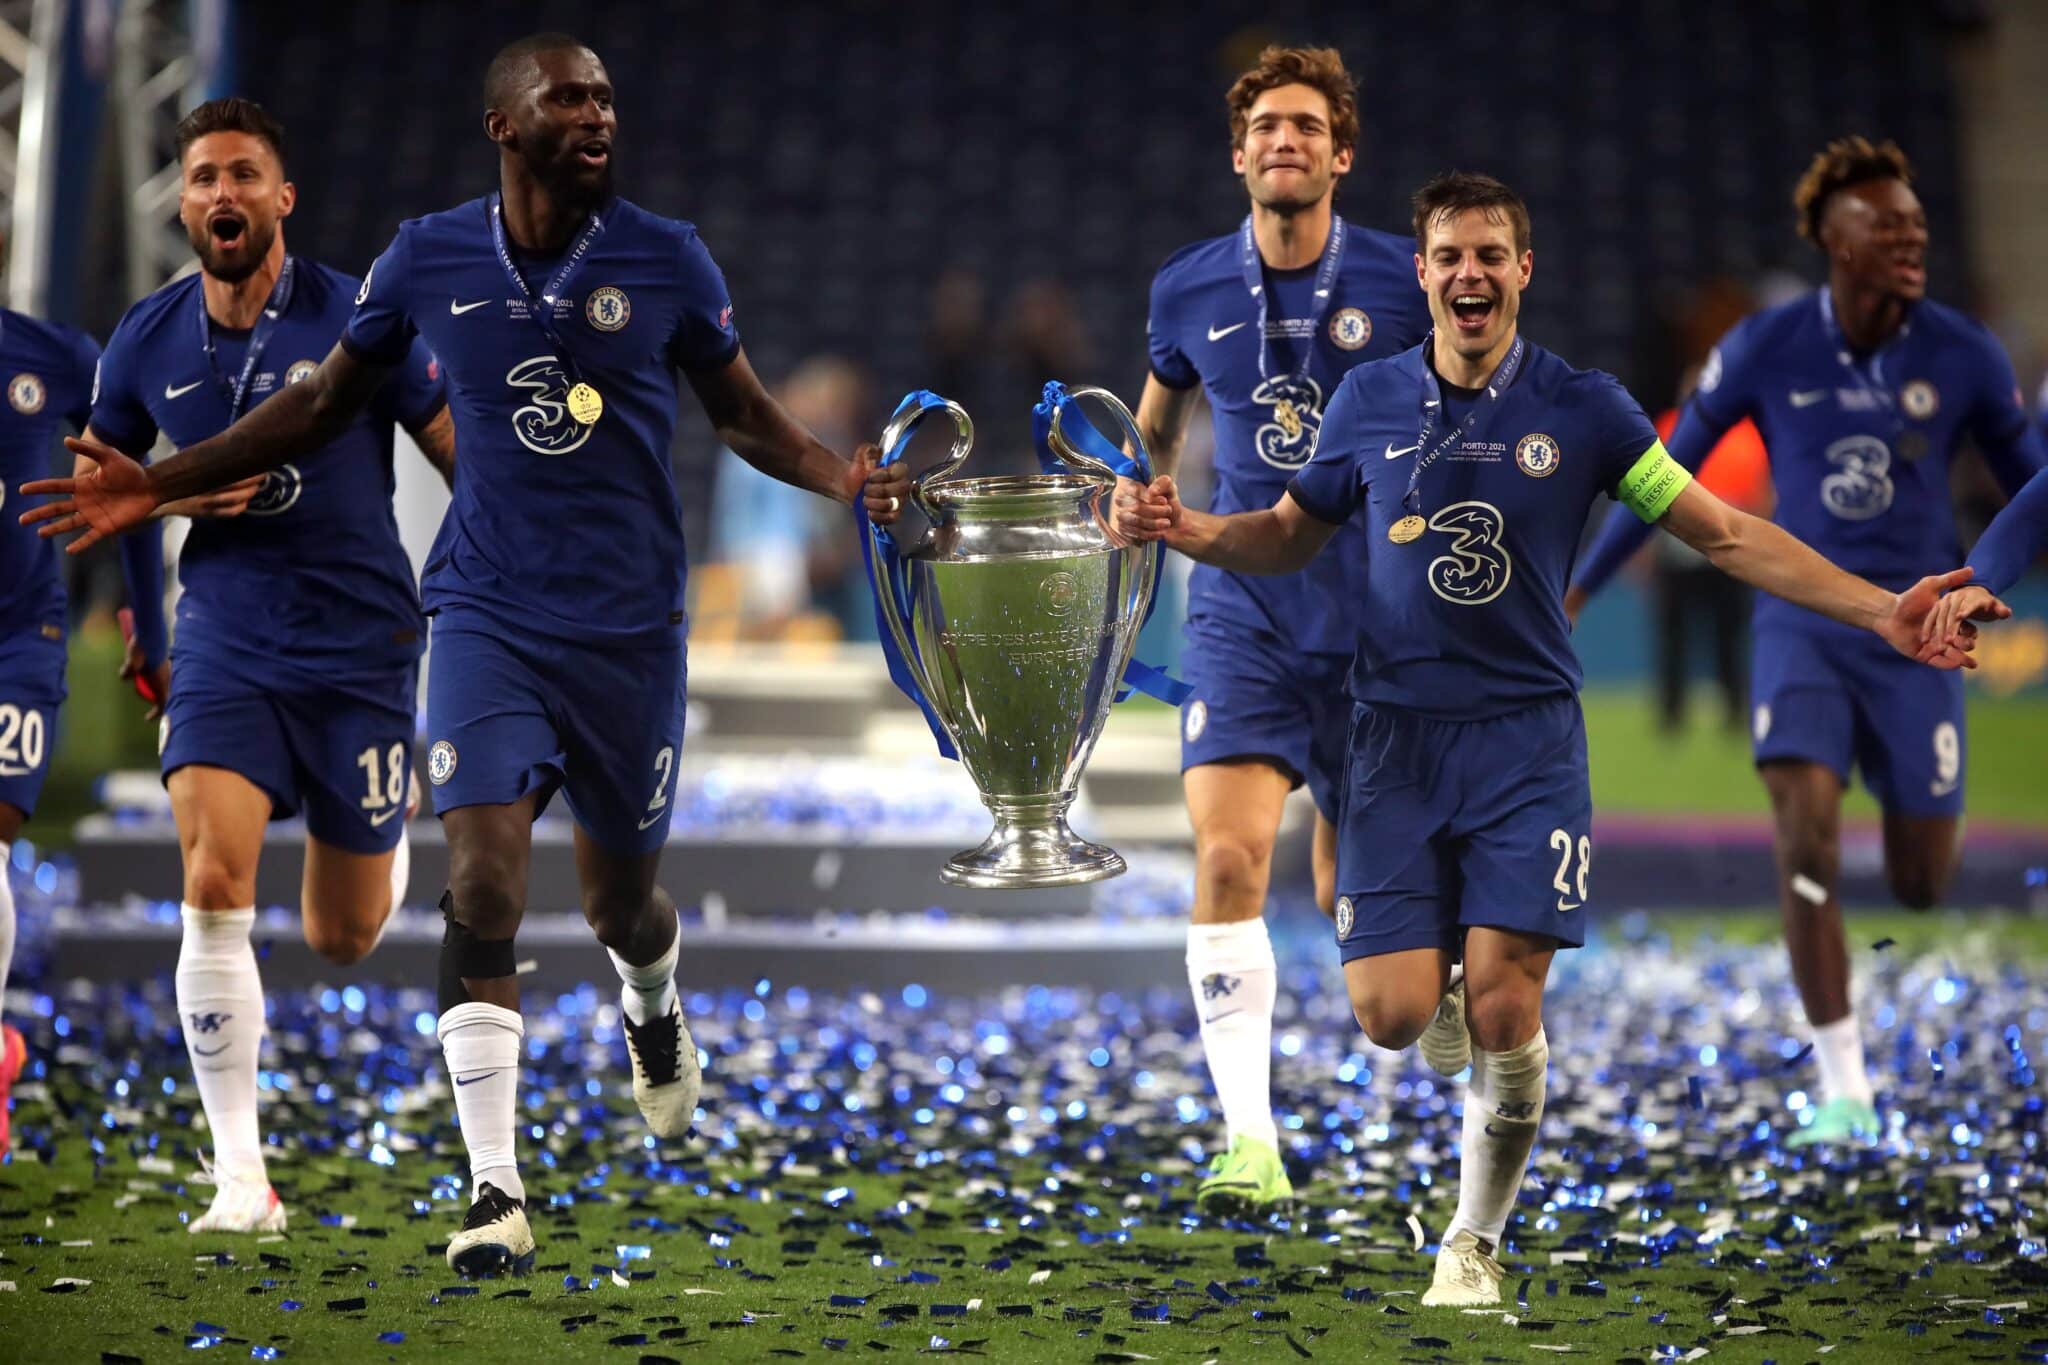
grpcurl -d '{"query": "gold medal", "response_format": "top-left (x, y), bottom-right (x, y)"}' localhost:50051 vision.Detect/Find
top-left (567, 382), bottom-right (604, 426)
top-left (1388, 514), bottom-right (1426, 545)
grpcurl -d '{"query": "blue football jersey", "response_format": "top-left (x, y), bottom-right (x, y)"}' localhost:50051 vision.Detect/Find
top-left (1289, 342), bottom-right (1663, 719)
top-left (90, 259), bottom-right (445, 670)
top-left (1967, 465), bottom-right (2048, 594)
top-left (1574, 290), bottom-right (2045, 633)
top-left (1148, 219), bottom-right (1431, 655)
top-left (0, 310), bottom-right (99, 639)
top-left (342, 195), bottom-right (739, 646)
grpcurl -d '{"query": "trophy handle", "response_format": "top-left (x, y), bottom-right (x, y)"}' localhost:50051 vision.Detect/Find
top-left (1044, 387), bottom-right (1161, 682)
top-left (868, 397), bottom-right (974, 752)
top-left (880, 395), bottom-right (975, 520)
top-left (1045, 385), bottom-right (1153, 484)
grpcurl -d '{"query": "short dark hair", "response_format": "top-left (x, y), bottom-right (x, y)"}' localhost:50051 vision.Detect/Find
top-left (485, 32), bottom-right (591, 109)
top-left (1793, 136), bottom-right (1914, 246)
top-left (174, 97), bottom-right (286, 172)
top-left (1411, 171), bottom-right (1530, 255)
top-left (1225, 46), bottom-right (1360, 156)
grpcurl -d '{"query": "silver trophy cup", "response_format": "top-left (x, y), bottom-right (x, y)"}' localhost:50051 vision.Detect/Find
top-left (868, 388), bottom-right (1160, 888)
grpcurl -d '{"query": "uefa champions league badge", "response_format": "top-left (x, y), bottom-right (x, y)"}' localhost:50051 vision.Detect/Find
top-left (1516, 432), bottom-right (1561, 478)
top-left (1183, 699), bottom-right (1207, 742)
top-left (1900, 379), bottom-right (1939, 420)
top-left (428, 740), bottom-right (458, 785)
top-left (8, 372), bottom-right (46, 414)
top-left (1334, 896), bottom-right (1353, 939)
top-left (1328, 307), bottom-right (1371, 351)
top-left (585, 286), bottom-right (631, 331)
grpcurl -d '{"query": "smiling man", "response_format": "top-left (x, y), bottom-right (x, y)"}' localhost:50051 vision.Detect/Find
top-left (1115, 171), bottom-right (1985, 1305)
top-left (83, 96), bottom-right (454, 1233)
top-left (1567, 138), bottom-right (2046, 1149)
top-left (26, 34), bottom-right (908, 1275)
top-left (1131, 46), bottom-right (1429, 1218)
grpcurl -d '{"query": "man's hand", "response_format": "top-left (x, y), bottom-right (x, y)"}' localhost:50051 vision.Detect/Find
top-left (1923, 580), bottom-right (2011, 650)
top-left (1879, 567), bottom-right (1987, 670)
top-left (1112, 474), bottom-right (1181, 543)
top-left (1562, 584), bottom-right (1589, 628)
top-left (157, 474), bottom-right (267, 520)
top-left (20, 436), bottom-right (157, 550)
top-left (848, 442), bottom-right (912, 526)
top-left (116, 607), bottom-right (170, 721)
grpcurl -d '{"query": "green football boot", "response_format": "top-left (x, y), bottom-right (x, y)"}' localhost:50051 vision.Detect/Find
top-left (1785, 1095), bottom-right (1882, 1149)
top-left (1196, 1135), bottom-right (1294, 1218)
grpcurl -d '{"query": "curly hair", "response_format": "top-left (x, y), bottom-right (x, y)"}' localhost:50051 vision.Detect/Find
top-left (1225, 46), bottom-right (1360, 155)
top-left (1794, 136), bottom-right (1914, 246)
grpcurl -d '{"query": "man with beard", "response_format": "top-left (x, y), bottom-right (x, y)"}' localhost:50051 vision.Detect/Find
top-left (1132, 46), bottom-right (1430, 1218)
top-left (82, 97), bottom-right (453, 1232)
top-left (1566, 139), bottom-right (2046, 1148)
top-left (1116, 171), bottom-right (1983, 1304)
top-left (27, 34), bottom-right (909, 1274)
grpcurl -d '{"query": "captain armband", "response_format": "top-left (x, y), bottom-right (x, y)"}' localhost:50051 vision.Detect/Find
top-left (1615, 440), bottom-right (1691, 523)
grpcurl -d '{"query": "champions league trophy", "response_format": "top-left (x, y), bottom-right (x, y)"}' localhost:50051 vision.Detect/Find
top-left (864, 385), bottom-right (1164, 889)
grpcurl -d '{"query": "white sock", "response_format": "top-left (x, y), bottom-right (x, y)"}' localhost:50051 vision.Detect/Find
top-left (609, 919), bottom-right (679, 1027)
top-left (1186, 918), bottom-right (1279, 1148)
top-left (0, 841), bottom-right (15, 1003)
top-left (174, 905), bottom-right (267, 1183)
top-left (438, 1000), bottom-right (525, 1203)
top-left (1811, 1014), bottom-right (1874, 1107)
top-left (1446, 1026), bottom-right (1548, 1252)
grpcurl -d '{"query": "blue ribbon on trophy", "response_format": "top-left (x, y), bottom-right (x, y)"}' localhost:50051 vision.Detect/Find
top-left (1029, 382), bottom-right (1190, 705)
top-left (857, 388), bottom-right (960, 759)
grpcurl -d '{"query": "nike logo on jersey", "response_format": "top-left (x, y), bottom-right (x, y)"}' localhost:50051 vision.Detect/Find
top-left (1206, 322), bottom-right (1248, 341)
top-left (1556, 897), bottom-right (1580, 913)
top-left (450, 299), bottom-right (493, 315)
top-left (368, 807), bottom-right (401, 827)
top-left (164, 380), bottom-right (204, 399)
top-left (638, 810), bottom-right (669, 830)
top-left (454, 1071), bottom-right (500, 1087)
top-left (1385, 443), bottom-right (1419, 460)
top-left (192, 1043), bottom-right (231, 1057)
top-left (1789, 388), bottom-right (1831, 408)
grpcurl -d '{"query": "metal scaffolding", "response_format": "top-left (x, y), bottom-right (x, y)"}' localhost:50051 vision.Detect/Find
top-left (0, 0), bottom-right (63, 314)
top-left (115, 0), bottom-right (217, 301)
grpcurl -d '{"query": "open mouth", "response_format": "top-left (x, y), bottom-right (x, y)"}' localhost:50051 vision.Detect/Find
top-left (573, 139), bottom-right (611, 169)
top-left (209, 213), bottom-right (246, 245)
top-left (1892, 254), bottom-right (1925, 286)
top-left (1449, 293), bottom-right (1496, 333)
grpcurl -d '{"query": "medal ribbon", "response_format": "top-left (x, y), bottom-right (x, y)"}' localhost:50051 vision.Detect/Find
top-left (1816, 287), bottom-right (1908, 440)
top-left (487, 192), bottom-right (607, 391)
top-left (1237, 213), bottom-right (1346, 383)
top-left (199, 254), bottom-right (298, 420)
top-left (859, 389), bottom-right (960, 759)
top-left (1399, 332), bottom-right (1528, 521)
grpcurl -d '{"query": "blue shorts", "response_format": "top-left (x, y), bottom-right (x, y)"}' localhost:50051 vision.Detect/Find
top-left (1751, 627), bottom-right (1965, 818)
top-left (1178, 616), bottom-right (1350, 822)
top-left (425, 613), bottom-right (685, 856)
top-left (1332, 695), bottom-right (1592, 962)
top-left (162, 649), bottom-right (417, 855)
top-left (0, 629), bottom-right (67, 819)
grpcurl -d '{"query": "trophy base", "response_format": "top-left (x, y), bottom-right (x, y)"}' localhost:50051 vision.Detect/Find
top-left (940, 813), bottom-right (1127, 890)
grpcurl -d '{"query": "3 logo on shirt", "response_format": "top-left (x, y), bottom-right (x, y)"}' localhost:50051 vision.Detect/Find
top-left (1425, 501), bottom-right (1513, 605)
top-left (506, 355), bottom-right (595, 455)
top-left (1328, 308), bottom-right (1371, 351)
top-left (1251, 375), bottom-right (1323, 470)
top-left (1819, 434), bottom-right (1894, 520)
top-left (244, 465), bottom-right (303, 517)
top-left (7, 372), bottom-right (45, 415)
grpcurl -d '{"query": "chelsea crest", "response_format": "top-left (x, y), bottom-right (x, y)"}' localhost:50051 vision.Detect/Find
top-left (1328, 307), bottom-right (1371, 351)
top-left (1515, 432), bottom-right (1561, 478)
top-left (586, 286), bottom-right (631, 332)
top-left (8, 372), bottom-right (45, 414)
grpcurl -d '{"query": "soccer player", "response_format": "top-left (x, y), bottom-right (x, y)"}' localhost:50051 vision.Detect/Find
top-left (0, 306), bottom-right (100, 1151)
top-left (83, 97), bottom-right (454, 1231)
top-left (1115, 172), bottom-right (1979, 1305)
top-left (1135, 45), bottom-right (1430, 1217)
top-left (1565, 139), bottom-right (2046, 1147)
top-left (25, 35), bottom-right (907, 1274)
